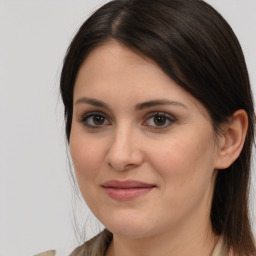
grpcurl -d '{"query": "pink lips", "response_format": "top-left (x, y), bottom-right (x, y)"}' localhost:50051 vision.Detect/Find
top-left (101, 180), bottom-right (156, 201)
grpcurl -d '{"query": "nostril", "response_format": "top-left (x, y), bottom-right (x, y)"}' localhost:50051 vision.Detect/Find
top-left (107, 155), bottom-right (143, 171)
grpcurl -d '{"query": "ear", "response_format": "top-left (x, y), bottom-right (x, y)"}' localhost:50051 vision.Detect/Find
top-left (214, 109), bottom-right (248, 170)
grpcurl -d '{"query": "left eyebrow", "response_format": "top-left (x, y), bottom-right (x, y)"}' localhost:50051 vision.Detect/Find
top-left (135, 99), bottom-right (188, 110)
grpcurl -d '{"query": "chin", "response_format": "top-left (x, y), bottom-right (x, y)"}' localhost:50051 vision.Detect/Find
top-left (99, 211), bottom-right (158, 239)
top-left (107, 224), bottom-right (154, 239)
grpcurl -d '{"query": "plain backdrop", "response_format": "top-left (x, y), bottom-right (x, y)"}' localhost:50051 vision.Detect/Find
top-left (0, 1), bottom-right (255, 255)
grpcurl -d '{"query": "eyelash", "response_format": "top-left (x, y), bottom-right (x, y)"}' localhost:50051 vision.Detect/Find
top-left (80, 111), bottom-right (175, 129)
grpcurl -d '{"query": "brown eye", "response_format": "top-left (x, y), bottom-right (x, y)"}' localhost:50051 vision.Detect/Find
top-left (143, 112), bottom-right (174, 128)
top-left (93, 115), bottom-right (105, 125)
top-left (81, 112), bottom-right (110, 128)
top-left (153, 116), bottom-right (167, 126)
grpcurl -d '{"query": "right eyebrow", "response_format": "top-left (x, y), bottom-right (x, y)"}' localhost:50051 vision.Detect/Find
top-left (74, 97), bottom-right (110, 109)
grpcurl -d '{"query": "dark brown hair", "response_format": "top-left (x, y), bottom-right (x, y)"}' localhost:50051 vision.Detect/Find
top-left (60, 0), bottom-right (256, 255)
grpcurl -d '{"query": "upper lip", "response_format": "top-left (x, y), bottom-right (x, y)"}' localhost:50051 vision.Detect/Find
top-left (101, 180), bottom-right (156, 189)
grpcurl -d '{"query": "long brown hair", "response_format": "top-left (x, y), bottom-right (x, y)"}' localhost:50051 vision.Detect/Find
top-left (60, 0), bottom-right (256, 255)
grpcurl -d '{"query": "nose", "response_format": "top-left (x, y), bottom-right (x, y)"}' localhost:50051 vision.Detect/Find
top-left (106, 125), bottom-right (144, 171)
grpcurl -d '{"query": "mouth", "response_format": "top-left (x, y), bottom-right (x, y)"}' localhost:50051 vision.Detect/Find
top-left (101, 180), bottom-right (156, 201)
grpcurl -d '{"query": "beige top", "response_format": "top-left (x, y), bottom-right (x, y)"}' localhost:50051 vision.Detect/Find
top-left (211, 236), bottom-right (229, 256)
top-left (35, 234), bottom-right (229, 256)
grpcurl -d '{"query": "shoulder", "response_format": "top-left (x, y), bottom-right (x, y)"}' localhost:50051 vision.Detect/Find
top-left (70, 229), bottom-right (112, 256)
top-left (34, 250), bottom-right (56, 256)
top-left (34, 230), bottom-right (112, 256)
top-left (69, 229), bottom-right (112, 256)
top-left (34, 247), bottom-right (75, 256)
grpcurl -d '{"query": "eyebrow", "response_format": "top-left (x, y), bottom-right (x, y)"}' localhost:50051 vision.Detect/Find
top-left (74, 97), bottom-right (187, 110)
top-left (74, 97), bottom-right (110, 109)
top-left (135, 99), bottom-right (187, 110)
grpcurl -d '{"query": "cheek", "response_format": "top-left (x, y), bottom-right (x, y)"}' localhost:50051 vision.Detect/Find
top-left (69, 133), bottom-right (107, 213)
top-left (70, 130), bottom-right (105, 186)
top-left (146, 129), bottom-right (216, 195)
top-left (147, 136), bottom-right (216, 224)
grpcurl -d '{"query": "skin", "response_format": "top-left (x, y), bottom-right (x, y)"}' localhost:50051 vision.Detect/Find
top-left (70, 41), bottom-right (227, 256)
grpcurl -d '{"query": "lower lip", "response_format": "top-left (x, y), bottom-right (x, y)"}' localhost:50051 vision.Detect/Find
top-left (103, 187), bottom-right (154, 201)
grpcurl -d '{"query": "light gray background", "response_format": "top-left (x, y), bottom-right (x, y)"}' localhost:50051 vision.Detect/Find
top-left (0, 1), bottom-right (255, 255)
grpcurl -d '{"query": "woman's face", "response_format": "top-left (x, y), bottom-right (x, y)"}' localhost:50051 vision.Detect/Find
top-left (70, 41), bottom-right (221, 239)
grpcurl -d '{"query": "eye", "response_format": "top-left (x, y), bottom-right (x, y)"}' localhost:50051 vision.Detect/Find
top-left (143, 112), bottom-right (175, 128)
top-left (81, 112), bottom-right (110, 128)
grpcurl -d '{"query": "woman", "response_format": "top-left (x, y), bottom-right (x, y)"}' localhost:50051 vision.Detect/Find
top-left (37, 0), bottom-right (256, 255)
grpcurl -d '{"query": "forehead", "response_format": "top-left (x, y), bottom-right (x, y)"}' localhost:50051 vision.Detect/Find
top-left (75, 41), bottom-right (172, 96)
top-left (76, 40), bottom-right (162, 84)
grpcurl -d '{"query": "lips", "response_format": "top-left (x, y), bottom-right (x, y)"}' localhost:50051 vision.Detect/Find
top-left (101, 180), bottom-right (156, 201)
